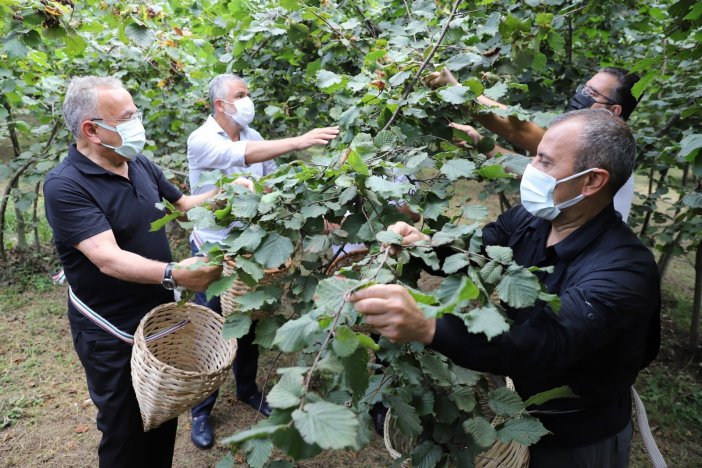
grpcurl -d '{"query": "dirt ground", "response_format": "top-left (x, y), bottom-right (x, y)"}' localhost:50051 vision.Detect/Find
top-left (0, 285), bottom-right (392, 468)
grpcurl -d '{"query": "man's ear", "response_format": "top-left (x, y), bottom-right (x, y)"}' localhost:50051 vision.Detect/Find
top-left (610, 104), bottom-right (622, 117)
top-left (81, 120), bottom-right (101, 144)
top-left (582, 169), bottom-right (610, 197)
top-left (213, 98), bottom-right (224, 115)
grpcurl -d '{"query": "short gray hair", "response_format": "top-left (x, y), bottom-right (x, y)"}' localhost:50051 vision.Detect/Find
top-left (208, 74), bottom-right (244, 113)
top-left (550, 109), bottom-right (636, 196)
top-left (63, 76), bottom-right (124, 138)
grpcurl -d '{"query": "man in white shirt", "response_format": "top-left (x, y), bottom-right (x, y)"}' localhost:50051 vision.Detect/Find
top-left (187, 73), bottom-right (338, 450)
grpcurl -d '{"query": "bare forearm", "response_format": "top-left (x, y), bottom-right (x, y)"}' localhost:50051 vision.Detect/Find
top-left (474, 111), bottom-right (544, 155)
top-left (244, 138), bottom-right (300, 164)
top-left (173, 189), bottom-right (219, 212)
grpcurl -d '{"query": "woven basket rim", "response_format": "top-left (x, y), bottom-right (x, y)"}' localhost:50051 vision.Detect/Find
top-left (325, 247), bottom-right (370, 275)
top-left (134, 302), bottom-right (234, 378)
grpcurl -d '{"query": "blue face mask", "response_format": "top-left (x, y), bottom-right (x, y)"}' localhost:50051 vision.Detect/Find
top-left (93, 117), bottom-right (146, 160)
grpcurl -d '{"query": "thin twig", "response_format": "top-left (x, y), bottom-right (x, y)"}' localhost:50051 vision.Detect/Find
top-left (380, 0), bottom-right (464, 132)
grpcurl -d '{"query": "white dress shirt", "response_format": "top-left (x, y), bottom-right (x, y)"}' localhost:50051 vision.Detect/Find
top-left (187, 115), bottom-right (276, 246)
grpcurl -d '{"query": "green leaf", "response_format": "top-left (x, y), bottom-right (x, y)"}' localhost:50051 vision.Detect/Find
top-left (365, 175), bottom-right (414, 198)
top-left (488, 387), bottom-right (524, 416)
top-left (440, 159), bottom-right (476, 181)
top-left (445, 53), bottom-right (482, 71)
top-left (226, 226), bottom-right (266, 253)
top-left (332, 325), bottom-right (360, 357)
top-left (273, 314), bottom-right (321, 352)
top-left (125, 23), bottom-right (156, 47)
top-left (243, 438), bottom-right (273, 468)
top-left (486, 245), bottom-right (513, 263)
top-left (223, 313), bottom-right (252, 340)
top-left (496, 266), bottom-right (540, 308)
top-left (631, 72), bottom-right (656, 100)
top-left (301, 203), bottom-right (328, 220)
top-left (236, 290), bottom-right (277, 312)
top-left (480, 260), bottom-right (503, 284)
top-left (479, 164), bottom-right (512, 180)
top-left (3, 36), bottom-right (28, 58)
top-left (463, 204), bottom-right (488, 221)
top-left (253, 233), bottom-right (294, 269)
top-left (187, 206), bottom-right (216, 228)
top-left (231, 190), bottom-right (261, 218)
top-left (463, 417), bottom-right (497, 448)
top-left (343, 347), bottom-right (370, 403)
top-left (385, 393), bottom-right (422, 437)
top-left (271, 425), bottom-right (322, 460)
top-left (376, 230), bottom-right (404, 245)
top-left (452, 386), bottom-right (476, 412)
top-left (316, 70), bottom-right (343, 91)
top-left (314, 276), bottom-right (361, 314)
top-left (483, 82), bottom-right (508, 100)
top-left (205, 274), bottom-right (236, 300)
top-left (418, 353), bottom-right (452, 385)
top-left (678, 134), bottom-right (702, 161)
top-left (339, 106), bottom-right (361, 127)
top-left (346, 150), bottom-right (369, 175)
top-left (497, 416), bottom-right (549, 446)
top-left (411, 440), bottom-right (443, 468)
top-left (254, 317), bottom-right (279, 348)
top-left (438, 86), bottom-right (470, 105)
top-left (524, 385), bottom-right (579, 408)
top-left (215, 454), bottom-right (234, 468)
top-left (443, 253), bottom-right (469, 274)
top-left (464, 306), bottom-right (510, 340)
top-left (235, 256), bottom-right (265, 282)
top-left (292, 401), bottom-right (359, 449)
top-left (389, 70), bottom-right (411, 87)
top-left (220, 421), bottom-right (286, 445)
top-left (268, 369), bottom-right (305, 409)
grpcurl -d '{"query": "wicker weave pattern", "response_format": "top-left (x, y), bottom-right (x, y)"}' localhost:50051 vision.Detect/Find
top-left (220, 258), bottom-right (291, 320)
top-left (131, 303), bottom-right (237, 431)
top-left (383, 377), bottom-right (529, 467)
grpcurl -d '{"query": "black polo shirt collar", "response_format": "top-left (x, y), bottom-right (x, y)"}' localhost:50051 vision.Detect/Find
top-left (66, 144), bottom-right (119, 176)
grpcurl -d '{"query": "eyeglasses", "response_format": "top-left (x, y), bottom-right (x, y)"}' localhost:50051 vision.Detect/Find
top-left (576, 85), bottom-right (616, 105)
top-left (91, 111), bottom-right (143, 124)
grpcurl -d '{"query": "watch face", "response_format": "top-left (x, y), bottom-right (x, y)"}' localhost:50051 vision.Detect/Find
top-left (161, 278), bottom-right (177, 290)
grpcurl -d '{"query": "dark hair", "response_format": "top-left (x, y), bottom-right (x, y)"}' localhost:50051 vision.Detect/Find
top-left (598, 67), bottom-right (640, 121)
top-left (551, 109), bottom-right (636, 196)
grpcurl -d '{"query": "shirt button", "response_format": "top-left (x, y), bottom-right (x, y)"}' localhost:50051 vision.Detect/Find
top-left (586, 313), bottom-right (595, 320)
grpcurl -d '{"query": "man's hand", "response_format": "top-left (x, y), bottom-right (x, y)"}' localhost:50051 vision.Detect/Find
top-left (231, 177), bottom-right (255, 192)
top-left (388, 221), bottom-right (430, 246)
top-left (172, 256), bottom-right (223, 292)
top-left (295, 126), bottom-right (340, 150)
top-left (347, 284), bottom-right (436, 344)
top-left (449, 122), bottom-right (482, 146)
top-left (424, 68), bottom-right (459, 88)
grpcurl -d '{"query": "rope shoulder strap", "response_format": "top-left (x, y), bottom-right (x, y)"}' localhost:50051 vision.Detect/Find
top-left (68, 285), bottom-right (188, 345)
top-left (632, 386), bottom-right (668, 468)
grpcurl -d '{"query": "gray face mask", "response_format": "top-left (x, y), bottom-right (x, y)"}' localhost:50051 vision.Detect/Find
top-left (94, 117), bottom-right (146, 160)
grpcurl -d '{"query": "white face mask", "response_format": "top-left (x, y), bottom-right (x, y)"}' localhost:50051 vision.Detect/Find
top-left (94, 117), bottom-right (146, 160)
top-left (223, 96), bottom-right (255, 128)
top-left (520, 164), bottom-right (597, 220)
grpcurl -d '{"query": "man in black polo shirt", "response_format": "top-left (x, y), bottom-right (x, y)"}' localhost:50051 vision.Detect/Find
top-left (348, 109), bottom-right (660, 467)
top-left (43, 76), bottom-right (225, 467)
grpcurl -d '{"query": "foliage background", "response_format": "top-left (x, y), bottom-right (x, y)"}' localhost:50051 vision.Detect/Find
top-left (1, 0), bottom-right (701, 465)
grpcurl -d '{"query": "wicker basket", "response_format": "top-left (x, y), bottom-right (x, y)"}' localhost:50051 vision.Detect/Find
top-left (325, 247), bottom-right (370, 276)
top-left (220, 257), bottom-right (292, 320)
top-left (131, 302), bottom-right (237, 431)
top-left (383, 377), bottom-right (529, 467)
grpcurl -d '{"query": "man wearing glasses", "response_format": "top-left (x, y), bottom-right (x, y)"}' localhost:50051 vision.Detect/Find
top-left (426, 67), bottom-right (640, 221)
top-left (44, 76), bottom-right (225, 467)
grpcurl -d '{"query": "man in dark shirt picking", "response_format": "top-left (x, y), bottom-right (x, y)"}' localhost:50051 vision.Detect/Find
top-left (44, 76), bottom-right (225, 467)
top-left (348, 108), bottom-right (660, 467)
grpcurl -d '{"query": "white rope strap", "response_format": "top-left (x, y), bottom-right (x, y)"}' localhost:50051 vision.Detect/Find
top-left (68, 286), bottom-right (188, 345)
top-left (632, 386), bottom-right (668, 468)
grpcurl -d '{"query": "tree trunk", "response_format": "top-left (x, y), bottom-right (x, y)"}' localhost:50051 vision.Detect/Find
top-left (690, 241), bottom-right (702, 350)
top-left (33, 180), bottom-right (41, 249)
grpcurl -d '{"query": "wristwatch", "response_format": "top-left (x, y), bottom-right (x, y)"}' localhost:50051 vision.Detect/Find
top-left (161, 262), bottom-right (177, 290)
